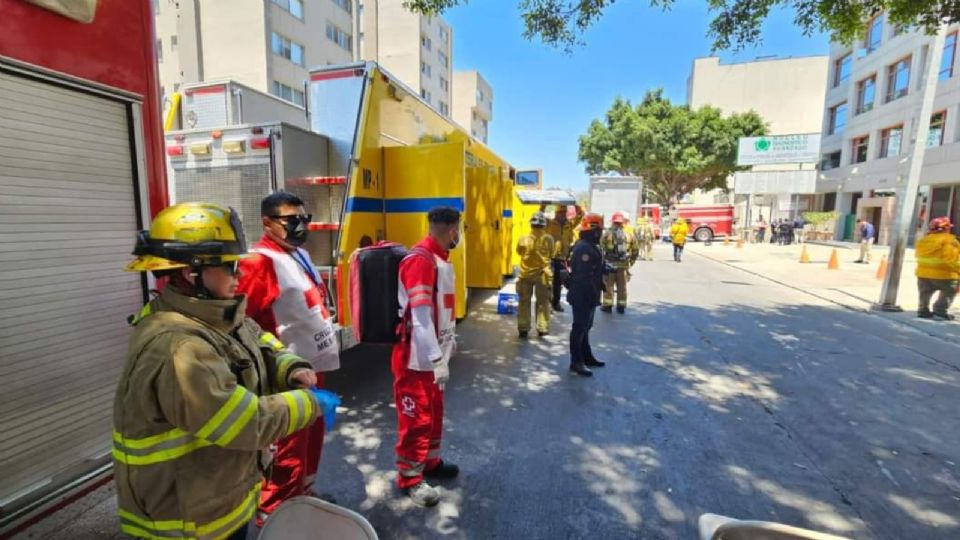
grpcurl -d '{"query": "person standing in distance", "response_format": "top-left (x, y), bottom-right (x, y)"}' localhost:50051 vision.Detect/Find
top-left (393, 207), bottom-right (462, 506)
top-left (541, 202), bottom-right (584, 312)
top-left (567, 213), bottom-right (607, 377)
top-left (516, 212), bottom-right (556, 338)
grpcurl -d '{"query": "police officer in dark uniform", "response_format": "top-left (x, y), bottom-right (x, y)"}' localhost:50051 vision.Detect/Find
top-left (567, 213), bottom-right (608, 377)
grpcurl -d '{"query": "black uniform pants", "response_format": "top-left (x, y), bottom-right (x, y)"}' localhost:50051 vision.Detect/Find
top-left (551, 259), bottom-right (566, 307)
top-left (918, 278), bottom-right (958, 315)
top-left (569, 301), bottom-right (596, 366)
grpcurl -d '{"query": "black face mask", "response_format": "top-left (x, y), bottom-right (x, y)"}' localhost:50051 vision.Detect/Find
top-left (583, 229), bottom-right (602, 244)
top-left (284, 219), bottom-right (309, 246)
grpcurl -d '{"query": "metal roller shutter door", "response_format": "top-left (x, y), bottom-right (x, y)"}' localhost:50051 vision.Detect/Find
top-left (0, 69), bottom-right (145, 513)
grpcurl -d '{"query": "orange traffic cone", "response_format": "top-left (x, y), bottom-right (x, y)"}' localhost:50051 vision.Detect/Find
top-left (799, 245), bottom-right (811, 263)
top-left (736, 237), bottom-right (744, 249)
top-left (827, 249), bottom-right (840, 270)
top-left (875, 255), bottom-right (888, 280)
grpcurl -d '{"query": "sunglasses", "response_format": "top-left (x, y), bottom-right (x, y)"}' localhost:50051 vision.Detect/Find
top-left (268, 214), bottom-right (312, 226)
top-left (213, 260), bottom-right (240, 276)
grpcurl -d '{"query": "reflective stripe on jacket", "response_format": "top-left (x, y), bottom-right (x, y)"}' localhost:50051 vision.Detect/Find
top-left (916, 232), bottom-right (960, 280)
top-left (114, 287), bottom-right (319, 540)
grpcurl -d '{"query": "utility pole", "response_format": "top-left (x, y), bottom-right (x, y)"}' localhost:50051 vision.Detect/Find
top-left (876, 24), bottom-right (949, 311)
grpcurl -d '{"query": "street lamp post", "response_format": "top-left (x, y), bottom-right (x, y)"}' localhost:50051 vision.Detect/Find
top-left (876, 24), bottom-right (949, 311)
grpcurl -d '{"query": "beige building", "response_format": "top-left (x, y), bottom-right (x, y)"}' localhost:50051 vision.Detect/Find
top-left (154, 0), bottom-right (357, 107)
top-left (686, 55), bottom-right (829, 221)
top-left (359, 0), bottom-right (453, 117)
top-left (452, 71), bottom-right (493, 143)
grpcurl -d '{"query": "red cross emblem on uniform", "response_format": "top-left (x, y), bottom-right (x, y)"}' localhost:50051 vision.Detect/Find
top-left (443, 293), bottom-right (456, 321)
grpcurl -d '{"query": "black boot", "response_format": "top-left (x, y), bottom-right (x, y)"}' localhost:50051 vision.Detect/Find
top-left (569, 362), bottom-right (593, 377)
top-left (918, 310), bottom-right (934, 319)
top-left (424, 460), bottom-right (460, 479)
top-left (616, 306), bottom-right (625, 314)
top-left (600, 306), bottom-right (613, 313)
top-left (519, 330), bottom-right (529, 338)
top-left (552, 303), bottom-right (565, 313)
top-left (585, 357), bottom-right (606, 367)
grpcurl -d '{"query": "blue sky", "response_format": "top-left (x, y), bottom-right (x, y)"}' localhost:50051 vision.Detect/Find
top-left (444, 1), bottom-right (830, 191)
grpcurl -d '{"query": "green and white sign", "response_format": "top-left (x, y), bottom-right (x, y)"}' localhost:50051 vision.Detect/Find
top-left (737, 133), bottom-right (821, 165)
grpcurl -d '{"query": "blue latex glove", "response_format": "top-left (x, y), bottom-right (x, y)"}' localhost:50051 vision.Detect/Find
top-left (308, 388), bottom-right (341, 432)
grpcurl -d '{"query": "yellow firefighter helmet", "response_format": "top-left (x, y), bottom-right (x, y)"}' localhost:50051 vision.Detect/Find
top-left (125, 203), bottom-right (248, 272)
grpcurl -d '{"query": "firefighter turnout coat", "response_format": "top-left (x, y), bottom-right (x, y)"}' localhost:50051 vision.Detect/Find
top-left (916, 231), bottom-right (960, 280)
top-left (113, 286), bottom-right (320, 540)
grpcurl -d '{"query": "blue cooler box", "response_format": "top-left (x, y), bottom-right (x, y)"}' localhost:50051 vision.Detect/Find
top-left (497, 292), bottom-right (519, 315)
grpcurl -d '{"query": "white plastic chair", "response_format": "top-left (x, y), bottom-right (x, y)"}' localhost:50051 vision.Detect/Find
top-left (699, 513), bottom-right (852, 540)
top-left (258, 497), bottom-right (379, 540)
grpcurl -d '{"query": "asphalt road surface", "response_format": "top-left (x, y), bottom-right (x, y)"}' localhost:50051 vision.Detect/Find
top-left (315, 243), bottom-right (960, 540)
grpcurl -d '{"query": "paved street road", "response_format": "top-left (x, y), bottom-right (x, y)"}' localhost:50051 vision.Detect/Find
top-left (15, 243), bottom-right (960, 540)
top-left (319, 243), bottom-right (960, 540)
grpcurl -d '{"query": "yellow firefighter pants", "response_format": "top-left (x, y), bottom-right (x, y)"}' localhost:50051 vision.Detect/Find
top-left (638, 239), bottom-right (653, 261)
top-left (517, 274), bottom-right (551, 333)
top-left (602, 268), bottom-right (629, 308)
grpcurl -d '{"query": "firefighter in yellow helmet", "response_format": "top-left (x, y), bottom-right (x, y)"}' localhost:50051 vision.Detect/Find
top-left (915, 216), bottom-right (959, 320)
top-left (635, 216), bottom-right (655, 261)
top-left (600, 211), bottom-right (638, 314)
top-left (670, 217), bottom-right (689, 263)
top-left (114, 203), bottom-right (340, 540)
top-left (516, 212), bottom-right (556, 338)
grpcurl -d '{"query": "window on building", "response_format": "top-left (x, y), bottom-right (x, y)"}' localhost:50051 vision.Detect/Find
top-left (928, 110), bottom-right (947, 147)
top-left (828, 102), bottom-right (848, 135)
top-left (421, 35), bottom-right (432, 51)
top-left (272, 0), bottom-right (305, 19)
top-left (821, 150), bottom-right (842, 170)
top-left (170, 35), bottom-right (178, 51)
top-left (879, 125), bottom-right (903, 158)
top-left (420, 61), bottom-right (431, 77)
top-left (438, 51), bottom-right (448, 68)
top-left (439, 76), bottom-right (449, 92)
top-left (885, 56), bottom-right (911, 102)
top-left (851, 135), bottom-right (870, 164)
top-left (332, 0), bottom-right (352, 14)
top-left (856, 75), bottom-right (876, 114)
top-left (272, 32), bottom-right (305, 66)
top-left (156, 39), bottom-right (163, 62)
top-left (865, 15), bottom-right (883, 53)
top-left (833, 54), bottom-right (852, 87)
top-left (272, 81), bottom-right (305, 106)
top-left (941, 33), bottom-right (957, 80)
top-left (476, 89), bottom-right (485, 103)
top-left (420, 88), bottom-right (432, 104)
top-left (325, 23), bottom-right (353, 51)
top-left (439, 101), bottom-right (449, 116)
top-left (439, 27), bottom-right (449, 43)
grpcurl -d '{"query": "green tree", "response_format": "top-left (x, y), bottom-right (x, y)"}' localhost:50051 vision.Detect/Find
top-left (403, 1), bottom-right (958, 52)
top-left (578, 90), bottom-right (766, 205)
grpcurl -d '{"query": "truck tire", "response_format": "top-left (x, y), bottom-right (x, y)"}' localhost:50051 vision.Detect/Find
top-left (694, 227), bottom-right (714, 243)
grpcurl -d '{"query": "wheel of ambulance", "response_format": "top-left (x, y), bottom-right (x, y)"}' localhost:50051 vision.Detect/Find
top-left (257, 496), bottom-right (379, 540)
top-left (694, 227), bottom-right (714, 243)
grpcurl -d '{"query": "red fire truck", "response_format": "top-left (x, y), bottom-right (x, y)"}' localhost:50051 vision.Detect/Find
top-left (0, 0), bottom-right (167, 531)
top-left (640, 203), bottom-right (735, 242)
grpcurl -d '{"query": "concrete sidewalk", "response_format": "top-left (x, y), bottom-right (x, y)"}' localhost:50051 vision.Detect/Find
top-left (684, 240), bottom-right (960, 343)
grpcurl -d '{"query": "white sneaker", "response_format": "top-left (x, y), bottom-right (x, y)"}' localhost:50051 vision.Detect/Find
top-left (406, 481), bottom-right (440, 507)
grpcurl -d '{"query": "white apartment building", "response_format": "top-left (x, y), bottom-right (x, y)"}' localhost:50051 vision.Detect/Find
top-left (818, 15), bottom-right (960, 242)
top-left (154, 0), bottom-right (357, 108)
top-left (686, 56), bottom-right (829, 220)
top-left (452, 71), bottom-right (493, 143)
top-left (359, 0), bottom-right (453, 117)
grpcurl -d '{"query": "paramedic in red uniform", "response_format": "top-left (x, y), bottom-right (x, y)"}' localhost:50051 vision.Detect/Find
top-left (393, 206), bottom-right (462, 507)
top-left (237, 192), bottom-right (341, 523)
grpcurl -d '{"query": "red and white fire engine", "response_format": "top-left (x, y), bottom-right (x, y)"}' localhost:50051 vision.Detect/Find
top-left (639, 203), bottom-right (735, 242)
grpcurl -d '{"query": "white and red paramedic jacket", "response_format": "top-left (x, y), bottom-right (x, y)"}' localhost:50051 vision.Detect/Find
top-left (238, 236), bottom-right (340, 372)
top-left (398, 236), bottom-right (457, 372)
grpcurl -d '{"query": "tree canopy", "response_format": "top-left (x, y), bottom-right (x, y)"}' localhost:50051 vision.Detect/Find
top-left (577, 91), bottom-right (767, 205)
top-left (403, 1), bottom-right (959, 52)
